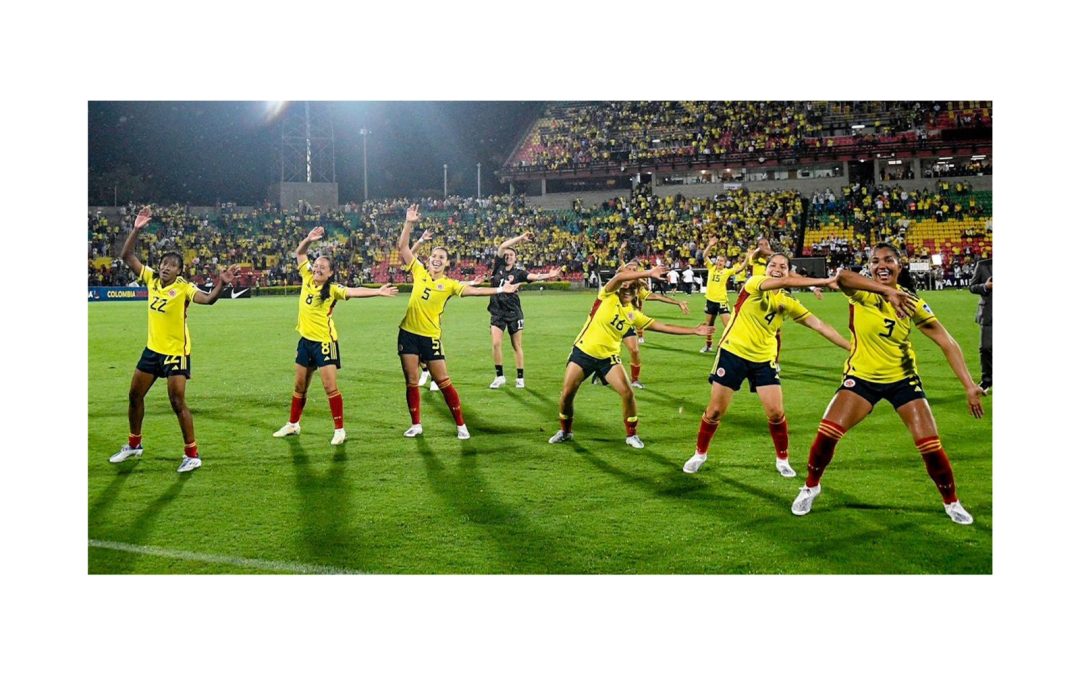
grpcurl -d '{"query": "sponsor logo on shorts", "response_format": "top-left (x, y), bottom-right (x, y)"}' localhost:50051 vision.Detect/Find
top-left (843, 378), bottom-right (856, 388)
top-left (716, 367), bottom-right (726, 377)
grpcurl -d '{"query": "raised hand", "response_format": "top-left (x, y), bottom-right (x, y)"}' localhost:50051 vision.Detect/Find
top-left (134, 207), bottom-right (152, 230)
top-left (378, 283), bottom-right (399, 297)
top-left (648, 265), bottom-right (669, 280)
top-left (307, 226), bottom-right (325, 242)
top-left (502, 281), bottom-right (521, 294)
top-left (885, 288), bottom-right (918, 319)
top-left (707, 236), bottom-right (718, 247)
top-left (521, 232), bottom-right (532, 242)
top-left (219, 264), bottom-right (241, 284)
top-left (547, 266), bottom-right (562, 279)
top-left (678, 301), bottom-right (689, 315)
top-left (694, 323), bottom-right (717, 337)
top-left (406, 204), bottom-right (421, 224)
top-left (420, 229), bottom-right (434, 242)
top-left (812, 287), bottom-right (824, 301)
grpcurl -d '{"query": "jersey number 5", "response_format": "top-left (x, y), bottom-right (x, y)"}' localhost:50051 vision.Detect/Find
top-left (421, 288), bottom-right (431, 301)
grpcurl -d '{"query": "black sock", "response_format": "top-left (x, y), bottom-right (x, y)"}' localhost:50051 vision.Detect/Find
top-left (495, 365), bottom-right (504, 377)
top-left (517, 369), bottom-right (524, 379)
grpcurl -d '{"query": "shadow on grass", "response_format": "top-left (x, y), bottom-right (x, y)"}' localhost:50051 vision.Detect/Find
top-left (93, 475), bottom-right (191, 574)
top-left (415, 436), bottom-right (575, 573)
top-left (288, 437), bottom-right (358, 569)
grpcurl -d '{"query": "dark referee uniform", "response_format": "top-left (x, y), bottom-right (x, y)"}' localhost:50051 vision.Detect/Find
top-left (488, 262), bottom-right (530, 333)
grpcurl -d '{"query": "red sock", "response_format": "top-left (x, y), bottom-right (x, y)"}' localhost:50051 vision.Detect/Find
top-left (631, 364), bottom-right (641, 381)
top-left (559, 413), bottom-right (573, 433)
top-left (768, 416), bottom-right (789, 460)
top-left (438, 380), bottom-right (465, 426)
top-left (289, 393), bottom-right (306, 424)
top-left (696, 416), bottom-right (718, 454)
top-left (128, 433), bottom-right (142, 448)
top-left (806, 419), bottom-right (845, 487)
top-left (184, 441), bottom-right (198, 458)
top-left (327, 390), bottom-right (344, 430)
top-left (406, 385), bottom-right (421, 424)
top-left (917, 436), bottom-right (957, 503)
top-left (624, 416), bottom-right (638, 437)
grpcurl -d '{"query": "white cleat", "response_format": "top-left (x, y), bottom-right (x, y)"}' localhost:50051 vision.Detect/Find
top-left (109, 444), bottom-right (143, 464)
top-left (417, 370), bottom-right (430, 387)
top-left (548, 430), bottom-right (573, 444)
top-left (272, 422), bottom-right (301, 438)
top-left (625, 435), bottom-right (645, 449)
top-left (331, 428), bottom-right (347, 446)
top-left (515, 378), bottom-right (525, 389)
top-left (429, 380), bottom-right (440, 392)
top-left (457, 425), bottom-right (471, 440)
top-left (403, 424), bottom-right (423, 438)
top-left (489, 375), bottom-right (506, 389)
top-left (631, 380), bottom-right (644, 389)
top-left (776, 458), bottom-right (797, 478)
top-left (944, 501), bottom-right (974, 525)
top-left (683, 452), bottom-right (707, 473)
top-left (177, 456), bottom-right (202, 473)
top-left (791, 484), bottom-right (822, 516)
top-left (699, 345), bottom-right (712, 354)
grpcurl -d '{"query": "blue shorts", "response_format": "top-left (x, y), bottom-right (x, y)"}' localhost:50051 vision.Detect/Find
top-left (838, 374), bottom-right (926, 409)
top-left (295, 337), bottom-right (341, 369)
top-left (397, 328), bottom-right (445, 362)
top-left (136, 348), bottom-right (191, 379)
top-left (708, 349), bottom-right (780, 391)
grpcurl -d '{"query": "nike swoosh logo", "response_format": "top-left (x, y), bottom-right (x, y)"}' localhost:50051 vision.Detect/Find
top-left (230, 288), bottom-right (248, 299)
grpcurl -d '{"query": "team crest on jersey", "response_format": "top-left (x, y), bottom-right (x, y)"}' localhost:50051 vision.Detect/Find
top-left (627, 311), bottom-right (636, 321)
top-left (843, 379), bottom-right (856, 388)
top-left (436, 283), bottom-right (445, 291)
top-left (168, 289), bottom-right (177, 297)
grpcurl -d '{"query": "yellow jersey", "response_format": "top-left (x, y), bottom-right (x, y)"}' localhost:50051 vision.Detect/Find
top-left (399, 258), bottom-right (466, 338)
top-left (704, 259), bottom-right (736, 304)
top-left (574, 287), bottom-right (655, 359)
top-left (296, 260), bottom-right (349, 342)
top-left (750, 254), bottom-right (769, 278)
top-left (843, 288), bottom-right (938, 383)
top-left (137, 266), bottom-right (200, 356)
top-left (715, 275), bottom-right (811, 363)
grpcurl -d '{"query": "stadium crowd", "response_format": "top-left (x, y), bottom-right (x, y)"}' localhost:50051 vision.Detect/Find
top-left (510, 101), bottom-right (991, 172)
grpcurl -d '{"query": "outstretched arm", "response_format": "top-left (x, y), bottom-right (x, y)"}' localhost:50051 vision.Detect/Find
top-left (397, 204), bottom-right (421, 268)
top-left (795, 313), bottom-right (850, 351)
top-left (296, 226), bottom-right (324, 266)
top-left (834, 269), bottom-right (917, 318)
top-left (918, 320), bottom-right (985, 418)
top-left (462, 280), bottom-right (520, 297)
top-left (759, 273), bottom-right (833, 292)
top-left (702, 236), bottom-right (718, 261)
top-left (646, 293), bottom-right (689, 315)
top-left (346, 283), bottom-right (399, 299)
top-left (120, 207), bottom-right (153, 277)
top-left (193, 264), bottom-right (241, 305)
top-left (648, 320), bottom-right (715, 338)
top-left (497, 232), bottom-right (531, 257)
top-left (526, 266), bottom-right (561, 282)
top-left (604, 266), bottom-right (668, 293)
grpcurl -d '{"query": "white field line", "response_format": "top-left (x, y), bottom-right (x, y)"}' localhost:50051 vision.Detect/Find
top-left (88, 539), bottom-right (365, 574)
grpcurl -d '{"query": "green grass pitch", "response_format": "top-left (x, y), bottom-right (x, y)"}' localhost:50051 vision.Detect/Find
top-left (87, 289), bottom-right (992, 574)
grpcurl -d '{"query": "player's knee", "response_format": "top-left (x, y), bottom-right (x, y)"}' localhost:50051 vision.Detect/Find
top-left (766, 411), bottom-right (785, 424)
top-left (167, 392), bottom-right (187, 414)
top-left (128, 389), bottom-right (144, 405)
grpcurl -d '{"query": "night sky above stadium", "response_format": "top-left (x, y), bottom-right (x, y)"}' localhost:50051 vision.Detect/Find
top-left (88, 101), bottom-right (544, 205)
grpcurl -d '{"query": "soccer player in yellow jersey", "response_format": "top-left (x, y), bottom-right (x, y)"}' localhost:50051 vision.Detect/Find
top-left (605, 259), bottom-right (689, 389)
top-left (271, 226), bottom-right (398, 446)
top-left (699, 236), bottom-right (747, 353)
top-left (682, 253), bottom-right (851, 478)
top-left (109, 207), bottom-right (239, 473)
top-left (397, 204), bottom-right (519, 440)
top-left (549, 265), bottom-right (713, 449)
top-left (791, 244), bottom-right (985, 525)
